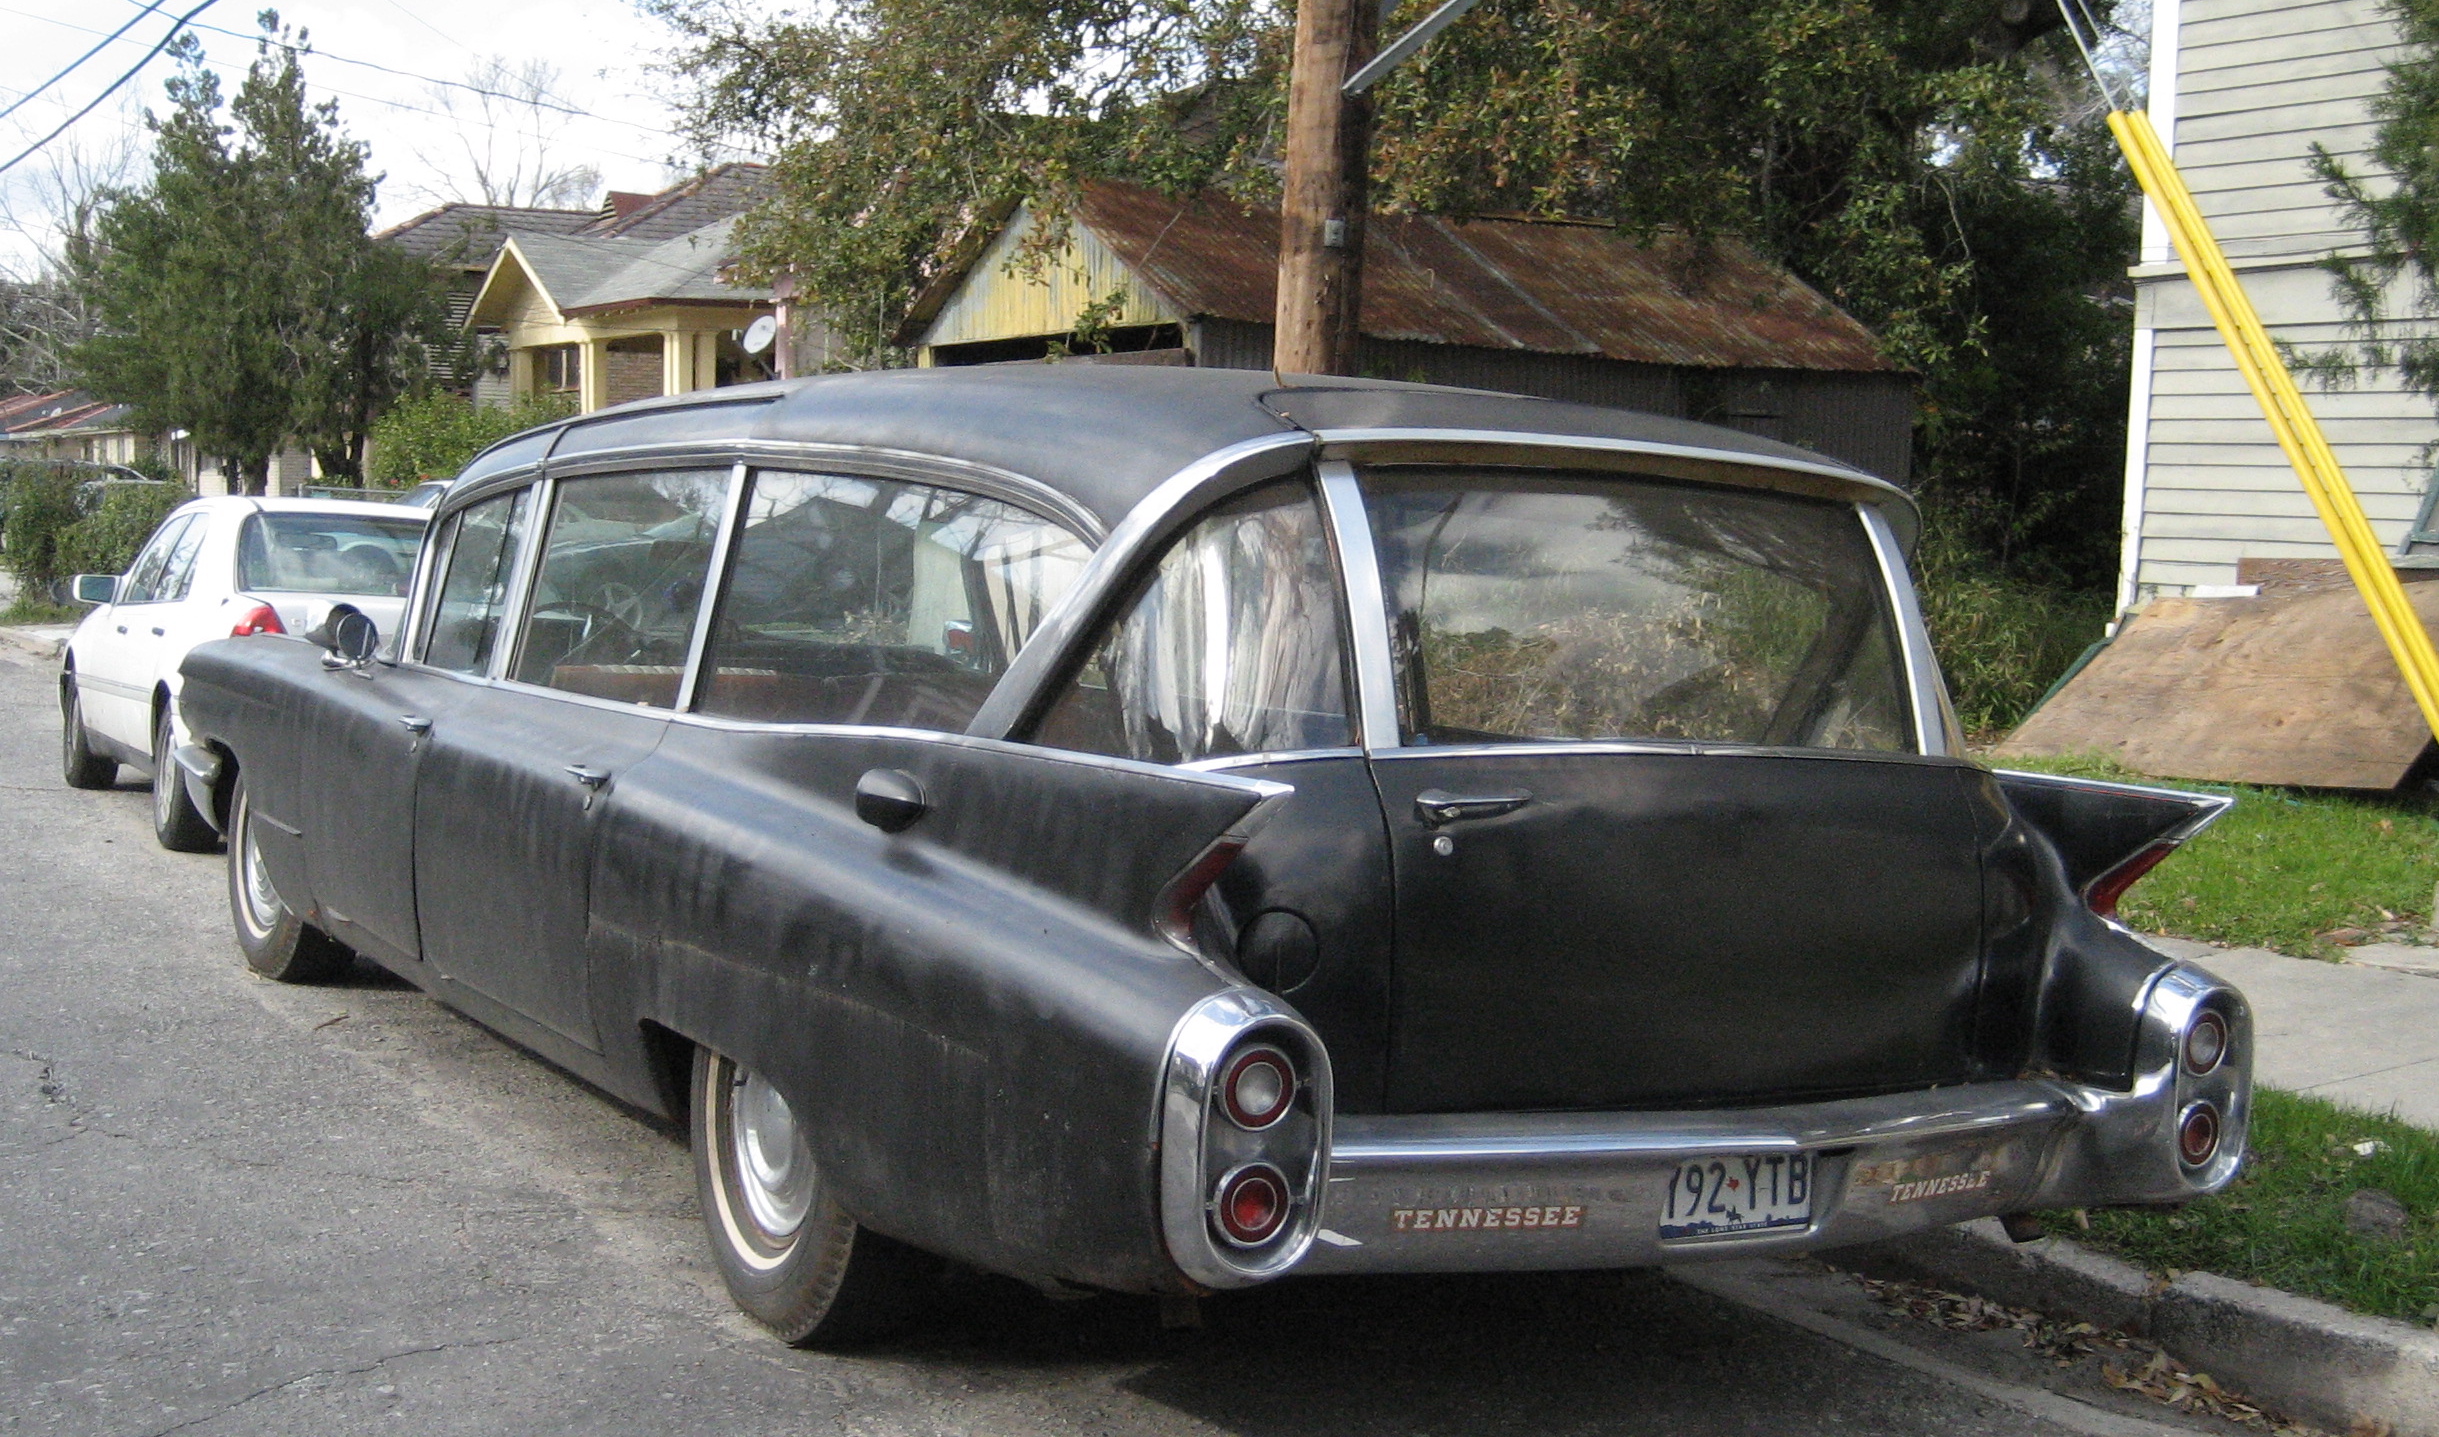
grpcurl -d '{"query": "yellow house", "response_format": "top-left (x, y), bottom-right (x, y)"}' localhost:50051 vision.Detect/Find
top-left (465, 215), bottom-right (777, 413)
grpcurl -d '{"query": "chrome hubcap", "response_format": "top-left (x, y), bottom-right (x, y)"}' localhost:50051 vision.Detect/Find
top-left (730, 1068), bottom-right (814, 1239)
top-left (240, 819), bottom-right (281, 933)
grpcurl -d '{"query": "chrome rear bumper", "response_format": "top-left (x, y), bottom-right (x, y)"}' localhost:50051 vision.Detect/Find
top-left (1291, 964), bottom-right (2250, 1276)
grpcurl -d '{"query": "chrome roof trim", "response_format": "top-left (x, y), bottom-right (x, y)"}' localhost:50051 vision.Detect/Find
top-left (1311, 427), bottom-right (1918, 551)
top-left (1315, 460), bottom-right (1402, 753)
top-left (1181, 747), bottom-right (1366, 773)
top-left (967, 429), bottom-right (1318, 740)
top-left (1367, 739), bottom-right (1972, 765)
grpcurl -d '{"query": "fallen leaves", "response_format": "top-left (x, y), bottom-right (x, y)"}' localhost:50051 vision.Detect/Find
top-left (1856, 1275), bottom-right (2333, 1433)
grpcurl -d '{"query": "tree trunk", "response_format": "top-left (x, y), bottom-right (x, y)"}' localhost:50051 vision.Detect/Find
top-left (1274, 0), bottom-right (1377, 376)
top-left (238, 455), bottom-right (270, 498)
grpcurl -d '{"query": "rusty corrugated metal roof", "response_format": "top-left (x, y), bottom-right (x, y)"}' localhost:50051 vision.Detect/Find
top-left (1064, 180), bottom-right (1895, 373)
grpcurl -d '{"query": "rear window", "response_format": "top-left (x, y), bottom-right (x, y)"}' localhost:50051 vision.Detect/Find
top-left (1360, 467), bottom-right (1912, 752)
top-left (237, 513), bottom-right (426, 598)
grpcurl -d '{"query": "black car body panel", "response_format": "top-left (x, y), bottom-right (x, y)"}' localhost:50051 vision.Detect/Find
top-left (176, 368), bottom-right (2250, 1299)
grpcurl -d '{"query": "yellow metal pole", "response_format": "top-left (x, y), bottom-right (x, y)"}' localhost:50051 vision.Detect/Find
top-left (2107, 108), bottom-right (2439, 740)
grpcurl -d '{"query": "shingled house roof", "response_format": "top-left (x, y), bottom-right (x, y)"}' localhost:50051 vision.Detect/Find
top-left (489, 217), bottom-right (756, 318)
top-left (377, 204), bottom-right (601, 271)
top-left (903, 180), bottom-right (1896, 374)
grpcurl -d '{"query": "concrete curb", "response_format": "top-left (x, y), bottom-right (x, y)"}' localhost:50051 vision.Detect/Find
top-left (1829, 1218), bottom-right (2439, 1437)
top-left (0, 626), bottom-right (68, 661)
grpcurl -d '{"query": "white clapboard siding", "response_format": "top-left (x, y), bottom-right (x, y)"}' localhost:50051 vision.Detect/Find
top-left (2124, 0), bottom-right (2437, 596)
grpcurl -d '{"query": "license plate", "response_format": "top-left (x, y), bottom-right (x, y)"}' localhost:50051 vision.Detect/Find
top-left (1659, 1151), bottom-right (1814, 1240)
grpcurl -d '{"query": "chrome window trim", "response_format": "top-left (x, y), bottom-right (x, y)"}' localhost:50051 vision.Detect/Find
top-left (967, 430), bottom-right (1317, 740)
top-left (396, 495), bottom-right (455, 663)
top-left (492, 476), bottom-right (555, 682)
top-left (1366, 741), bottom-right (1977, 766)
top-left (437, 461), bottom-right (544, 520)
top-left (1310, 428), bottom-right (1917, 548)
top-left (1181, 747), bottom-right (1366, 773)
top-left (675, 462), bottom-right (750, 713)
top-left (1314, 460), bottom-right (1402, 753)
top-left (1861, 503), bottom-right (1946, 756)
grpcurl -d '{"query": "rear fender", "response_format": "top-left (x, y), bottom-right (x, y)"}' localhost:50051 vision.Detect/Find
top-left (1993, 770), bottom-right (2232, 917)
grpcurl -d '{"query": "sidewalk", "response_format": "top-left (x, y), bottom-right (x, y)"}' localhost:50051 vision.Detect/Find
top-left (2143, 933), bottom-right (2439, 1128)
top-left (0, 623), bottom-right (71, 660)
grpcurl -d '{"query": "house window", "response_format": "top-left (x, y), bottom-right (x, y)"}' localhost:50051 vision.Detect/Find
top-left (537, 344), bottom-right (581, 394)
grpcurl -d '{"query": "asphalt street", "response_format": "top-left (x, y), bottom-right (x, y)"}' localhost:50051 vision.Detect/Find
top-left (0, 644), bottom-right (2236, 1437)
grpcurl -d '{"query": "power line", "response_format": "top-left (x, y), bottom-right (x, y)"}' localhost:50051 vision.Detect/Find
top-left (0, 0), bottom-right (170, 125)
top-left (0, 0), bottom-right (215, 179)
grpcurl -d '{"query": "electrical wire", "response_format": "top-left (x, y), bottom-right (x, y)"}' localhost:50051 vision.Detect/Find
top-left (0, 0), bottom-right (170, 125)
top-left (0, 0), bottom-right (216, 179)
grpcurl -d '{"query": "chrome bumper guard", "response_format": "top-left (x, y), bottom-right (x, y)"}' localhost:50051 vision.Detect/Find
top-left (1290, 963), bottom-right (2250, 1276)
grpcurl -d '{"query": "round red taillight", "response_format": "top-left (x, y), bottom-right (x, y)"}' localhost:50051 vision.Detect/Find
top-left (2183, 1010), bottom-right (2228, 1076)
top-left (2178, 1102), bottom-right (2221, 1167)
top-left (1212, 1163), bottom-right (1290, 1247)
top-left (1219, 1045), bottom-right (1296, 1130)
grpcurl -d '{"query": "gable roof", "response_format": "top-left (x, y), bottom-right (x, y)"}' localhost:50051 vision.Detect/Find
top-left (905, 180), bottom-right (1896, 373)
top-left (580, 163), bottom-right (771, 242)
top-left (376, 203), bottom-right (599, 269)
top-left (469, 217), bottom-right (768, 326)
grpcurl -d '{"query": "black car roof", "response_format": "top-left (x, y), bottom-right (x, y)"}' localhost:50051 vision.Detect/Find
top-left (473, 366), bottom-right (1900, 534)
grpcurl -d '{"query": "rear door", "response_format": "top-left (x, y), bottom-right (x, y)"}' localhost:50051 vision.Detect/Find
top-left (413, 467), bottom-right (727, 1051)
top-left (1349, 465), bottom-right (1987, 1113)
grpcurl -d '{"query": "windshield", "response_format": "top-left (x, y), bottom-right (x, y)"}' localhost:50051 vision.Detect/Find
top-left (237, 512), bottom-right (427, 598)
top-left (1360, 467), bottom-right (1912, 752)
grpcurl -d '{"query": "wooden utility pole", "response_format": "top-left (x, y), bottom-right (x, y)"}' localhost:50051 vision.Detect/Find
top-left (1274, 0), bottom-right (1379, 375)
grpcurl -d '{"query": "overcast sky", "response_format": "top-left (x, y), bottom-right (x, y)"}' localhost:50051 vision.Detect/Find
top-left (0, 0), bottom-right (727, 273)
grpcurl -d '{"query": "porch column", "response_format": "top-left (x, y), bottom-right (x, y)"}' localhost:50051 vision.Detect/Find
top-left (580, 338), bottom-right (610, 413)
top-left (695, 331), bottom-right (719, 389)
top-left (661, 330), bottom-right (690, 396)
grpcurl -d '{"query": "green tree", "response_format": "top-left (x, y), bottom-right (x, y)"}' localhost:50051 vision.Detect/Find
top-left (2309, 0), bottom-right (2439, 407)
top-left (658, 0), bottom-right (2139, 588)
top-left (72, 21), bottom-right (450, 492)
top-left (367, 391), bottom-right (576, 485)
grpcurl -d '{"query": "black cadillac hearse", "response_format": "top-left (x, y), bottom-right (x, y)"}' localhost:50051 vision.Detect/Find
top-left (166, 367), bottom-right (2248, 1344)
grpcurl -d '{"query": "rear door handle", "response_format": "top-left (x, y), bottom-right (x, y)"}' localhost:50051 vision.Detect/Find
top-left (114, 625), bottom-right (127, 634)
top-left (565, 765), bottom-right (610, 789)
top-left (149, 626), bottom-right (165, 636)
top-left (1413, 788), bottom-right (1534, 827)
top-left (397, 715), bottom-right (431, 734)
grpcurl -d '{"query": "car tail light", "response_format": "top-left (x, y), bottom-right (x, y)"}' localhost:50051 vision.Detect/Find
top-left (2085, 842), bottom-right (2174, 918)
top-left (2178, 1101), bottom-right (2221, 1166)
top-left (231, 603), bottom-right (285, 637)
top-left (1154, 837), bottom-right (1247, 952)
top-left (1211, 1163), bottom-right (1290, 1246)
top-left (1220, 1045), bottom-right (1296, 1130)
top-left (2183, 1009), bottom-right (2229, 1076)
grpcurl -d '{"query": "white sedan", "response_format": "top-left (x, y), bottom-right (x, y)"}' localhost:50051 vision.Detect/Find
top-left (60, 496), bottom-right (430, 849)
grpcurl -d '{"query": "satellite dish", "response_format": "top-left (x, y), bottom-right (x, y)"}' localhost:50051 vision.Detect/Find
top-left (742, 315), bottom-right (778, 355)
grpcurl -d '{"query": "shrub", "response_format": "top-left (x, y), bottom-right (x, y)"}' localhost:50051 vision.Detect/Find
top-left (1913, 531), bottom-right (2112, 737)
top-left (58, 480), bottom-right (193, 578)
top-left (368, 392), bottom-right (575, 486)
top-left (0, 461), bottom-right (85, 594)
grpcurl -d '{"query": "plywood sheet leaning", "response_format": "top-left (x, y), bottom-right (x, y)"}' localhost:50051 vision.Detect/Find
top-left (1994, 579), bottom-right (2439, 789)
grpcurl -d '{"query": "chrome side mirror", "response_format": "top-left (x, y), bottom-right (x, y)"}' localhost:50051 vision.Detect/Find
top-left (311, 604), bottom-right (380, 670)
top-left (71, 574), bottom-right (118, 605)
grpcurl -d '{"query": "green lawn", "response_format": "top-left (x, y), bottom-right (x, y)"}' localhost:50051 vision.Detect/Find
top-left (2054, 1088), bottom-right (2439, 1325)
top-left (1999, 752), bottom-right (2439, 957)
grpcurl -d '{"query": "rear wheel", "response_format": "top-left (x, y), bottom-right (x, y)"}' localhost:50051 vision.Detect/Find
top-left (151, 704), bottom-right (219, 852)
top-left (60, 676), bottom-right (115, 790)
top-left (226, 776), bottom-right (349, 983)
top-left (692, 1046), bottom-right (935, 1345)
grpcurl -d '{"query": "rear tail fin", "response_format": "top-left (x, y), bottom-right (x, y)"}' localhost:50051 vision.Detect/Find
top-left (1994, 770), bottom-right (2232, 917)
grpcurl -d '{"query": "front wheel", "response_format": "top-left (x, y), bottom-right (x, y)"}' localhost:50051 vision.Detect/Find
top-left (152, 705), bottom-right (220, 852)
top-left (691, 1046), bottom-right (935, 1345)
top-left (60, 677), bottom-right (115, 790)
top-left (226, 776), bottom-right (350, 983)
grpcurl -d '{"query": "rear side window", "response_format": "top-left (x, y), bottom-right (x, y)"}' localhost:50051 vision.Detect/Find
top-left (420, 488), bottom-right (532, 675)
top-left (509, 469), bottom-right (729, 708)
top-left (158, 513), bottom-right (211, 602)
top-left (695, 471), bottom-right (1090, 731)
top-left (236, 513), bottom-right (425, 597)
top-left (1361, 467), bottom-right (1911, 752)
top-left (116, 514), bottom-right (194, 604)
top-left (1034, 480), bottom-right (1352, 764)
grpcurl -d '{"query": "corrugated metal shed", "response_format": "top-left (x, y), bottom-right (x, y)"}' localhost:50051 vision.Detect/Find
top-left (904, 180), bottom-right (1895, 374)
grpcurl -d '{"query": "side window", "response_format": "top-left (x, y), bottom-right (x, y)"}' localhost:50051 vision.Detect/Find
top-left (508, 469), bottom-right (728, 707)
top-left (695, 471), bottom-right (1091, 731)
top-left (419, 487), bottom-right (533, 675)
top-left (116, 514), bottom-right (193, 604)
top-left (1034, 481), bottom-right (1352, 764)
top-left (158, 513), bottom-right (211, 602)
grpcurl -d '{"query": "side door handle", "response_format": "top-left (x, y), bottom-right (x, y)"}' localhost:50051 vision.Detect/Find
top-left (397, 715), bottom-right (431, 734)
top-left (1413, 788), bottom-right (1534, 828)
top-left (114, 625), bottom-right (127, 634)
top-left (149, 626), bottom-right (165, 637)
top-left (565, 765), bottom-right (610, 789)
